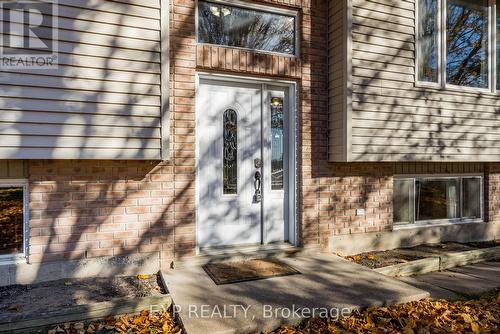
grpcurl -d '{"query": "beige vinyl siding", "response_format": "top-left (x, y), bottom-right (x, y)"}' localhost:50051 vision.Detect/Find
top-left (328, 0), bottom-right (350, 161)
top-left (0, 0), bottom-right (166, 160)
top-left (348, 0), bottom-right (500, 162)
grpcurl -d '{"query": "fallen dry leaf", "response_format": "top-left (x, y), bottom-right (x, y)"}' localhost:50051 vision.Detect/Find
top-left (345, 255), bottom-right (362, 263)
top-left (50, 310), bottom-right (179, 334)
top-left (269, 294), bottom-right (500, 334)
top-left (7, 304), bottom-right (22, 312)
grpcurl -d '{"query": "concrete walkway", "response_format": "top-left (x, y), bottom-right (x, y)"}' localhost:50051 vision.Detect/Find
top-left (162, 254), bottom-right (429, 334)
top-left (398, 261), bottom-right (500, 300)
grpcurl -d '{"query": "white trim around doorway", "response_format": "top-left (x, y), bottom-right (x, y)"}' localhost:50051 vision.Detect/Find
top-left (194, 72), bottom-right (299, 255)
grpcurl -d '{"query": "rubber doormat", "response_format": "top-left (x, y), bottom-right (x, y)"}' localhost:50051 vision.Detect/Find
top-left (203, 258), bottom-right (301, 285)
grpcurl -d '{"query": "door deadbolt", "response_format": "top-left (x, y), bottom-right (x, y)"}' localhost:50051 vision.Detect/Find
top-left (254, 158), bottom-right (262, 169)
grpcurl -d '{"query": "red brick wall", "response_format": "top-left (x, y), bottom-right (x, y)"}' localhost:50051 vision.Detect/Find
top-left (21, 0), bottom-right (500, 265)
top-left (316, 162), bottom-right (500, 249)
top-left (25, 0), bottom-right (331, 265)
top-left (170, 0), bottom-right (198, 262)
top-left (486, 163), bottom-right (500, 223)
top-left (26, 159), bottom-right (500, 263)
top-left (170, 0), bottom-right (331, 249)
top-left (28, 160), bottom-right (176, 264)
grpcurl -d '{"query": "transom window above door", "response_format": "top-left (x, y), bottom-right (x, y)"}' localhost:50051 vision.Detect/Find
top-left (197, 1), bottom-right (297, 56)
top-left (416, 0), bottom-right (500, 92)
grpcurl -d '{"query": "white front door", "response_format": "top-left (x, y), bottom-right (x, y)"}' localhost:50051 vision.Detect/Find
top-left (197, 78), bottom-right (290, 248)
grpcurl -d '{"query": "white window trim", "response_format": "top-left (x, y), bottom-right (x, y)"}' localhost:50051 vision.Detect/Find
top-left (393, 174), bottom-right (484, 226)
top-left (195, 0), bottom-right (300, 58)
top-left (415, 0), bottom-right (443, 89)
top-left (415, 0), bottom-right (499, 93)
top-left (494, 0), bottom-right (498, 90)
top-left (0, 179), bottom-right (29, 263)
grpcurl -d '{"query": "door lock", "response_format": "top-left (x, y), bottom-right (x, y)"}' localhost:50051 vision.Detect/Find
top-left (254, 171), bottom-right (262, 203)
top-left (254, 158), bottom-right (262, 169)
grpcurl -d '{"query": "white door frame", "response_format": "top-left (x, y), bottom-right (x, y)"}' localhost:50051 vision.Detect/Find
top-left (195, 72), bottom-right (298, 254)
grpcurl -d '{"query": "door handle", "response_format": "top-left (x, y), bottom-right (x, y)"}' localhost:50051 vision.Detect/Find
top-left (254, 171), bottom-right (262, 203)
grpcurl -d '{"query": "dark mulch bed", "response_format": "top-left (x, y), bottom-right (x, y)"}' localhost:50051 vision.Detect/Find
top-left (344, 240), bottom-right (500, 269)
top-left (0, 275), bottom-right (166, 316)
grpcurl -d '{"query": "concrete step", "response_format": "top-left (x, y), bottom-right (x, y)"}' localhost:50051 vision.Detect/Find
top-left (162, 254), bottom-right (429, 334)
top-left (172, 244), bottom-right (321, 269)
top-left (0, 254), bottom-right (25, 266)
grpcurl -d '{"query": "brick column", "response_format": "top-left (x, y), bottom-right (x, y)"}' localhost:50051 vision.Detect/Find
top-left (170, 0), bottom-right (197, 260)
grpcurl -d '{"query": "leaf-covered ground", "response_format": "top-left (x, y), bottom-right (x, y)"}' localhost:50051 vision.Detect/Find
top-left (48, 292), bottom-right (499, 333)
top-left (270, 293), bottom-right (500, 334)
top-left (49, 310), bottom-right (182, 334)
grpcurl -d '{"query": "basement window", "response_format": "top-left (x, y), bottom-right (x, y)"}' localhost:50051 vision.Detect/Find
top-left (0, 183), bottom-right (26, 257)
top-left (394, 176), bottom-right (483, 225)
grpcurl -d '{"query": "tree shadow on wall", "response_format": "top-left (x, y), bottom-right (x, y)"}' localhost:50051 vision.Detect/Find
top-left (310, 0), bottom-right (499, 249)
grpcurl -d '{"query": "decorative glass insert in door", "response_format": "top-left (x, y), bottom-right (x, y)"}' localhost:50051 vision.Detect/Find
top-left (270, 97), bottom-right (284, 190)
top-left (223, 109), bottom-right (238, 194)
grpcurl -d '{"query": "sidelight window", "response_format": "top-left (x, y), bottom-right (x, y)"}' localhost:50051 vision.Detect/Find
top-left (270, 97), bottom-right (285, 191)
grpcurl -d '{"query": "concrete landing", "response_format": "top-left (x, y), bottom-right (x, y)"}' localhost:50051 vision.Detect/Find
top-left (162, 254), bottom-right (429, 334)
top-left (399, 261), bottom-right (500, 300)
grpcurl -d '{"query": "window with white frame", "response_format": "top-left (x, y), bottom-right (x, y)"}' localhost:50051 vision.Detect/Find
top-left (497, 3), bottom-right (500, 89)
top-left (197, 1), bottom-right (297, 55)
top-left (394, 176), bottom-right (483, 225)
top-left (0, 183), bottom-right (26, 256)
top-left (417, 0), bottom-right (499, 90)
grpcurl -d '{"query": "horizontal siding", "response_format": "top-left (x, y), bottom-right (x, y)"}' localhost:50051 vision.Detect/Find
top-left (0, 0), bottom-right (163, 160)
top-left (350, 0), bottom-right (500, 162)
